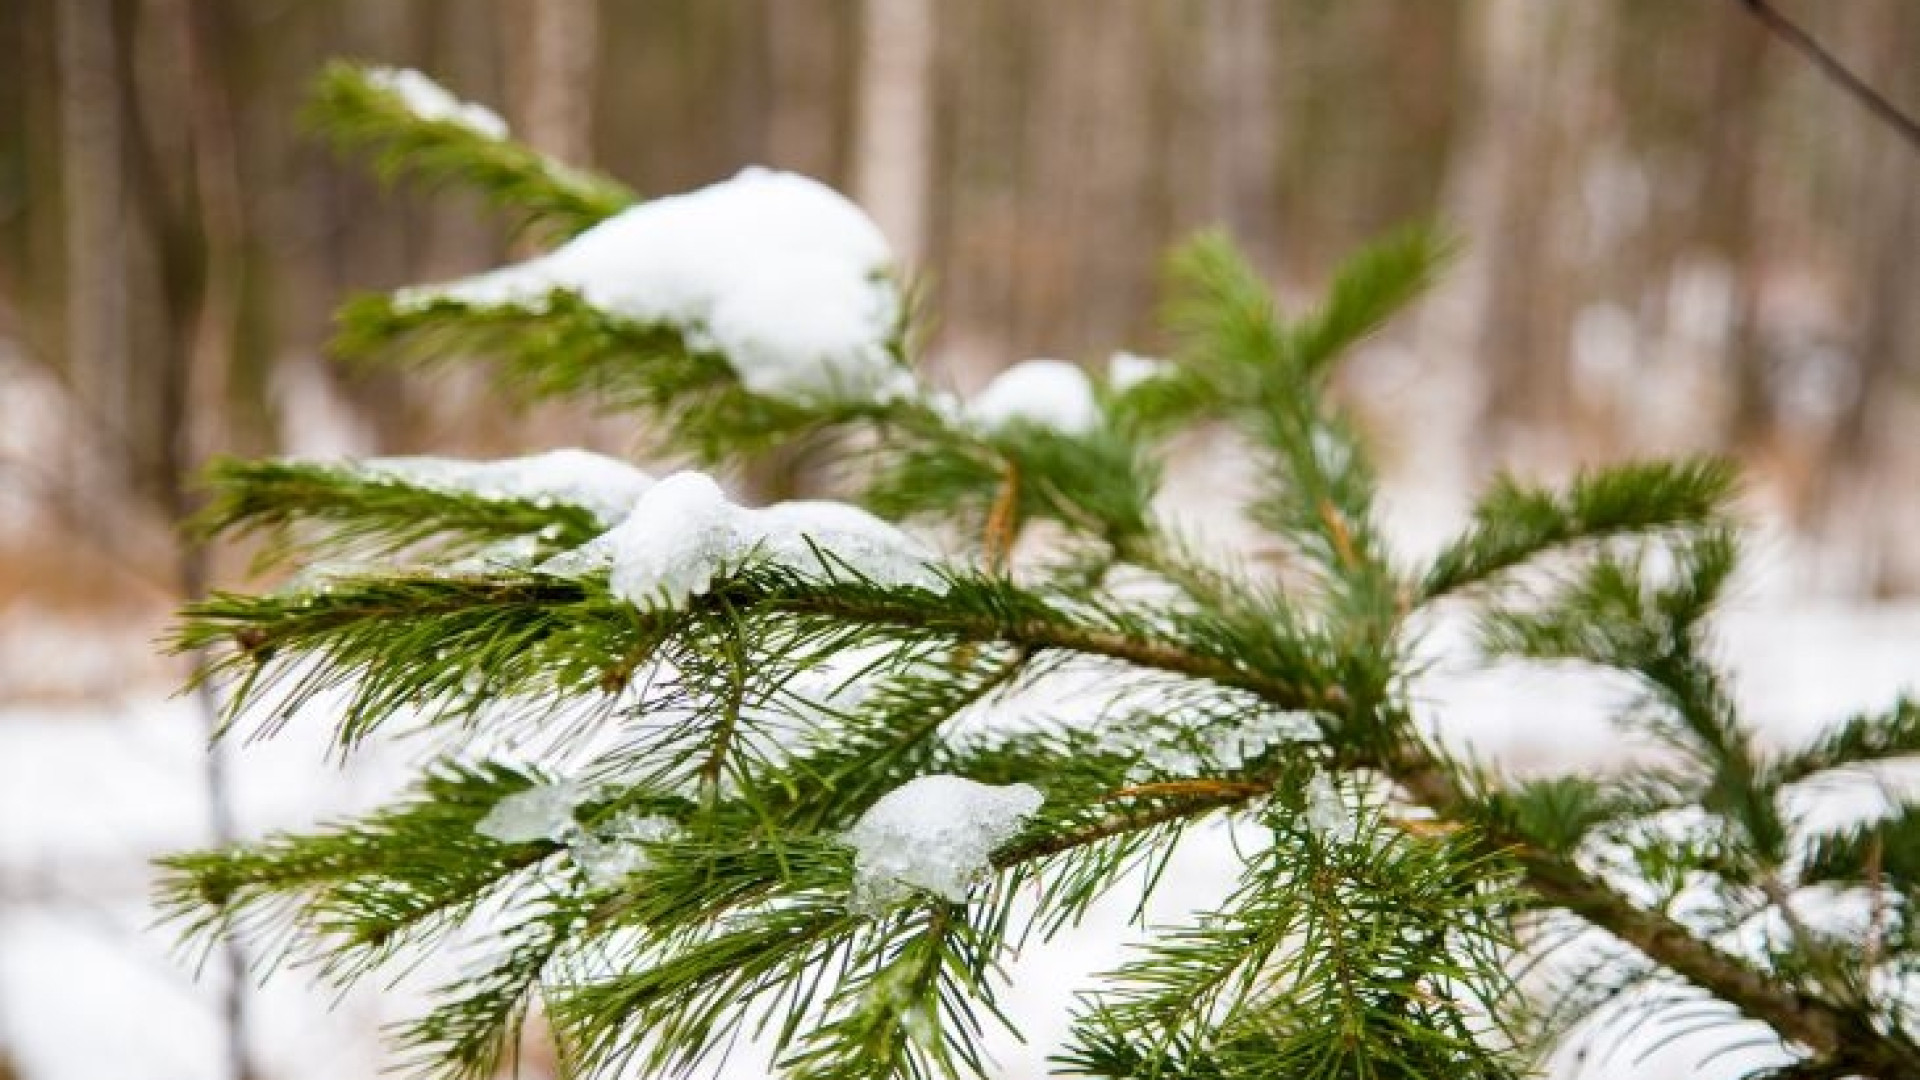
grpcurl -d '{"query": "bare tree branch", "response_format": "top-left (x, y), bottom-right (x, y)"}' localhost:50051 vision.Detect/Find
top-left (1737, 0), bottom-right (1920, 153)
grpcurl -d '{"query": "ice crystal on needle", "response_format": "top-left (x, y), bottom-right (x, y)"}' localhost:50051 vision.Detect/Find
top-left (843, 775), bottom-right (1044, 907)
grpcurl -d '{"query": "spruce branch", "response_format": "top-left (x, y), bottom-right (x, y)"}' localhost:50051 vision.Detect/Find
top-left (1732, 0), bottom-right (1920, 156)
top-left (175, 568), bottom-right (1345, 753)
top-left (173, 575), bottom-right (664, 746)
top-left (310, 61), bottom-right (634, 238)
top-left (1383, 741), bottom-right (1920, 1077)
top-left (1765, 699), bottom-right (1920, 789)
top-left (1423, 458), bottom-right (1741, 600)
top-left (1802, 809), bottom-right (1920, 899)
top-left (156, 761), bottom-right (584, 977)
top-left (1287, 222), bottom-right (1456, 381)
top-left (192, 456), bottom-right (604, 569)
top-left (333, 293), bottom-right (883, 463)
top-left (163, 96), bottom-right (1920, 1079)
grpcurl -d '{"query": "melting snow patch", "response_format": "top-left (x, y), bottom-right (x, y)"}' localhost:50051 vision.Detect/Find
top-left (542, 471), bottom-right (944, 609)
top-left (967, 359), bottom-right (1100, 436)
top-left (399, 168), bottom-right (912, 403)
top-left (357, 448), bottom-right (655, 527)
top-left (362, 66), bottom-right (509, 139)
top-left (844, 774), bottom-right (1044, 907)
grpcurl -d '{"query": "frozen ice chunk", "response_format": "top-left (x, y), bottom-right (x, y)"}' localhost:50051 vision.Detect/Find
top-left (361, 66), bottom-right (509, 139)
top-left (843, 774), bottom-right (1044, 907)
top-left (967, 359), bottom-right (1099, 436)
top-left (476, 780), bottom-right (583, 844)
top-left (547, 471), bottom-right (945, 608)
top-left (399, 168), bottom-right (911, 403)
top-left (1107, 351), bottom-right (1171, 393)
top-left (358, 448), bottom-right (655, 527)
top-left (1303, 772), bottom-right (1354, 844)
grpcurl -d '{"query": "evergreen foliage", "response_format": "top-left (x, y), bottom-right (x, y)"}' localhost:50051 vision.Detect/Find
top-left (162, 65), bottom-right (1920, 1080)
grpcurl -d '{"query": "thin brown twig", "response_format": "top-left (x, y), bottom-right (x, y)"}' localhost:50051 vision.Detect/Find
top-left (983, 459), bottom-right (1022, 573)
top-left (1736, 0), bottom-right (1920, 153)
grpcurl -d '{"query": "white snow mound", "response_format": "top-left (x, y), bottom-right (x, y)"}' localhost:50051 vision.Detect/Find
top-left (400, 168), bottom-right (912, 403)
top-left (967, 359), bottom-right (1099, 436)
top-left (543, 471), bottom-right (944, 609)
top-left (844, 774), bottom-right (1044, 906)
top-left (357, 448), bottom-right (656, 527)
top-left (362, 66), bottom-right (509, 139)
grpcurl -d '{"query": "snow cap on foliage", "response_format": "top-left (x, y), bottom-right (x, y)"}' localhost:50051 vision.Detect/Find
top-left (362, 66), bottom-right (509, 138)
top-left (843, 774), bottom-right (1044, 907)
top-left (1303, 772), bottom-right (1354, 843)
top-left (571, 810), bottom-right (679, 890)
top-left (476, 782), bottom-right (679, 890)
top-left (1115, 708), bottom-right (1321, 784)
top-left (475, 780), bottom-right (584, 844)
top-left (598, 472), bottom-right (748, 607)
top-left (966, 359), bottom-right (1100, 436)
top-left (401, 167), bottom-right (912, 403)
top-left (358, 448), bottom-right (656, 527)
top-left (1107, 350), bottom-right (1172, 393)
top-left (543, 471), bottom-right (944, 609)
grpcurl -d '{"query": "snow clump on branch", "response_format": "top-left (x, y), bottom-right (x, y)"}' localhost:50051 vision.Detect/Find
top-left (362, 66), bottom-right (510, 139)
top-left (965, 359), bottom-right (1100, 436)
top-left (843, 774), bottom-right (1044, 907)
top-left (357, 448), bottom-right (656, 527)
top-left (477, 780), bottom-right (679, 890)
top-left (541, 471), bottom-right (945, 609)
top-left (1106, 350), bottom-right (1171, 392)
top-left (398, 167), bottom-right (913, 404)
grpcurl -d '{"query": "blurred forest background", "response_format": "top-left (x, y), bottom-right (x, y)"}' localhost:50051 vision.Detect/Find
top-left (0, 3), bottom-right (1918, 1079)
top-left (2, 0), bottom-right (1919, 620)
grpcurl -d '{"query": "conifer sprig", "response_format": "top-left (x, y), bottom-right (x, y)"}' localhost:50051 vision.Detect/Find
top-left (310, 61), bottom-right (634, 239)
top-left (158, 63), bottom-right (1920, 1080)
top-left (192, 457), bottom-right (606, 569)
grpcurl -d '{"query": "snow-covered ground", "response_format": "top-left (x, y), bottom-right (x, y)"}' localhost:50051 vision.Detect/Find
top-left (2, 599), bottom-right (1915, 1080)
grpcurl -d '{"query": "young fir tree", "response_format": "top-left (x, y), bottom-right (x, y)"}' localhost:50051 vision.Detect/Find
top-left (161, 64), bottom-right (1920, 1080)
